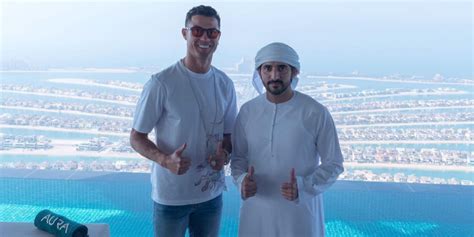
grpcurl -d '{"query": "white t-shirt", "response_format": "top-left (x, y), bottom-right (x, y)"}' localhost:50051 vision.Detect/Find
top-left (133, 60), bottom-right (237, 205)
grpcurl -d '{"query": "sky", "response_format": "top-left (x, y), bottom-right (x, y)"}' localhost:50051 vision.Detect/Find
top-left (1, 0), bottom-right (472, 77)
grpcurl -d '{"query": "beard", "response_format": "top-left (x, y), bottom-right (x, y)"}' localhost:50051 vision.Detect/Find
top-left (264, 79), bottom-right (292, 95)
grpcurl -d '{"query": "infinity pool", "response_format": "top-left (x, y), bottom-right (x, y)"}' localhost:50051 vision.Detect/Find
top-left (0, 169), bottom-right (472, 237)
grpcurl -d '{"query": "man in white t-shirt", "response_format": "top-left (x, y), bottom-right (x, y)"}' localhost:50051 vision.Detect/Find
top-left (231, 42), bottom-right (344, 237)
top-left (130, 5), bottom-right (237, 237)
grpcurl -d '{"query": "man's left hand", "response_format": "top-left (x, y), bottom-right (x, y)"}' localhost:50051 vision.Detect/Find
top-left (281, 168), bottom-right (299, 201)
top-left (208, 141), bottom-right (229, 171)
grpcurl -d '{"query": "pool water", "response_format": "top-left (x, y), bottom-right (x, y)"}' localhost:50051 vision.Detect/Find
top-left (0, 175), bottom-right (472, 237)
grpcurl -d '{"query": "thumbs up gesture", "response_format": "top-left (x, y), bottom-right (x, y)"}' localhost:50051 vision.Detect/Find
top-left (208, 141), bottom-right (229, 171)
top-left (281, 168), bottom-right (298, 201)
top-left (162, 143), bottom-right (191, 175)
top-left (241, 166), bottom-right (257, 200)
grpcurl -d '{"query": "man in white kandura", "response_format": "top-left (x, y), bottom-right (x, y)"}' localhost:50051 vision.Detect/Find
top-left (231, 42), bottom-right (344, 237)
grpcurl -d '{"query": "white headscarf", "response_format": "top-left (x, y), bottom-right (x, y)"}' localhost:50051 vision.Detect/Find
top-left (252, 42), bottom-right (300, 94)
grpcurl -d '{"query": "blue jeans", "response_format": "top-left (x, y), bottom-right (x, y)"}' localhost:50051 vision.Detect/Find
top-left (153, 195), bottom-right (223, 237)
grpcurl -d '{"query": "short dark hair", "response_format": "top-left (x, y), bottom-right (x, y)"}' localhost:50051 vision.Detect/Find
top-left (185, 5), bottom-right (221, 28)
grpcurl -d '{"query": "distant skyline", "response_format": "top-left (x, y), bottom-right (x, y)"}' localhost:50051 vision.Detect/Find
top-left (1, 1), bottom-right (472, 77)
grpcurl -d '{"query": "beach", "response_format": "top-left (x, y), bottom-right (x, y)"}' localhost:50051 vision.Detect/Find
top-left (1, 138), bottom-right (471, 173)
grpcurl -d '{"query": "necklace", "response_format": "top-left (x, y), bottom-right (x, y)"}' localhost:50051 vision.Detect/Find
top-left (182, 59), bottom-right (222, 155)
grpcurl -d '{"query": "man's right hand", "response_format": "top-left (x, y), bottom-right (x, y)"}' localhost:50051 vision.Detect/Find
top-left (241, 166), bottom-right (257, 200)
top-left (159, 143), bottom-right (191, 175)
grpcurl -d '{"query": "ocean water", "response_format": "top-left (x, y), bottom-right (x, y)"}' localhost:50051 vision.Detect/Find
top-left (1, 71), bottom-right (472, 184)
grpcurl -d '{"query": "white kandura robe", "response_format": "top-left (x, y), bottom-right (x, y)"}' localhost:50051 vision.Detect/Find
top-left (231, 91), bottom-right (344, 237)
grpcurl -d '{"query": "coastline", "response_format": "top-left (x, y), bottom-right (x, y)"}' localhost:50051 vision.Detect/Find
top-left (0, 149), bottom-right (471, 173)
top-left (0, 105), bottom-right (132, 120)
top-left (0, 68), bottom-right (138, 73)
top-left (344, 162), bottom-right (473, 172)
top-left (48, 78), bottom-right (142, 92)
top-left (332, 105), bottom-right (474, 115)
top-left (0, 149), bottom-right (141, 159)
top-left (308, 75), bottom-right (473, 86)
top-left (320, 91), bottom-right (467, 102)
top-left (1, 124), bottom-right (472, 143)
top-left (340, 140), bottom-right (473, 145)
top-left (0, 89), bottom-right (136, 106)
top-left (0, 124), bottom-right (129, 137)
top-left (338, 121), bottom-right (474, 128)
